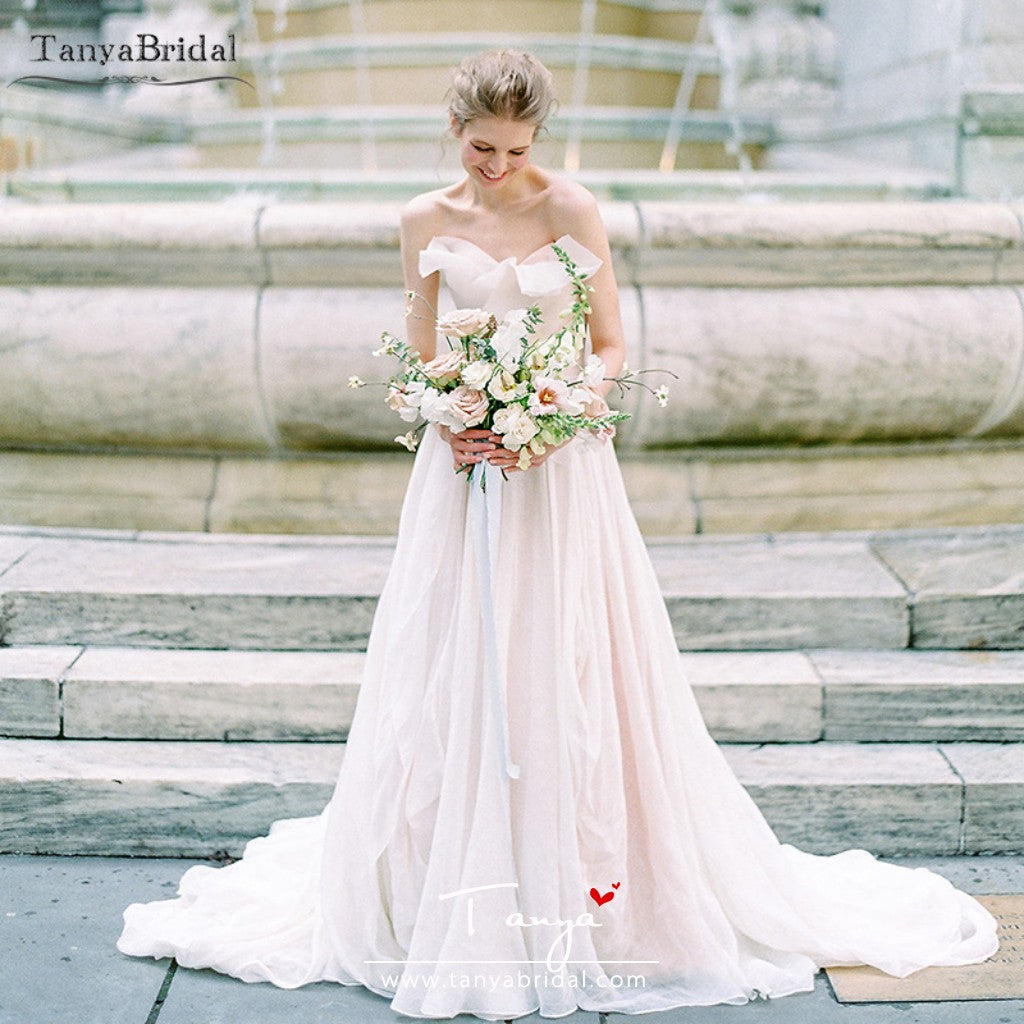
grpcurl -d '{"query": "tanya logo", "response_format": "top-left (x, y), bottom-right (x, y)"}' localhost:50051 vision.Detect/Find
top-left (440, 881), bottom-right (623, 971)
top-left (30, 33), bottom-right (238, 65)
top-left (6, 33), bottom-right (253, 90)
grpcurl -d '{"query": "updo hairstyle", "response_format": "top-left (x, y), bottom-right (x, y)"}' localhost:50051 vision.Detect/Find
top-left (446, 49), bottom-right (557, 134)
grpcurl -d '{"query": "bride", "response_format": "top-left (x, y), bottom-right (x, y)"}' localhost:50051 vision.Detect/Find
top-left (117, 48), bottom-right (999, 1021)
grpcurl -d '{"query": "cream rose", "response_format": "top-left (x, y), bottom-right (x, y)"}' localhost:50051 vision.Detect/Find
top-left (461, 359), bottom-right (496, 390)
top-left (422, 348), bottom-right (466, 386)
top-left (488, 369), bottom-right (524, 402)
top-left (492, 405), bottom-right (539, 450)
top-left (448, 385), bottom-right (489, 428)
top-left (436, 308), bottom-right (495, 339)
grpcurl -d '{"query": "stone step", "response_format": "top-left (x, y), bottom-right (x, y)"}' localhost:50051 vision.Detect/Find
top-left (1, 738), bottom-right (1019, 857)
top-left (7, 167), bottom-right (945, 204)
top-left (4, 445), bottom-right (1024, 538)
top-left (4, 646), bottom-right (1024, 744)
top-left (2, 523), bottom-right (1023, 651)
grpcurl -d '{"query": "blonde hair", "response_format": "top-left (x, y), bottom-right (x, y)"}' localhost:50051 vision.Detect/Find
top-left (447, 49), bottom-right (556, 132)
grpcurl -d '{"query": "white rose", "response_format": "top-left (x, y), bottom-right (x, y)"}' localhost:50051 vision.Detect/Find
top-left (419, 387), bottom-right (464, 431)
top-left (491, 309), bottom-right (531, 370)
top-left (582, 354), bottom-right (607, 386)
top-left (436, 308), bottom-right (495, 339)
top-left (492, 405), bottom-right (539, 450)
top-left (461, 360), bottom-right (496, 389)
top-left (385, 380), bottom-right (425, 423)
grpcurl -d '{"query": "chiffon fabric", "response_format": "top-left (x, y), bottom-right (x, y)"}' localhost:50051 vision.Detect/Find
top-left (117, 234), bottom-right (999, 1020)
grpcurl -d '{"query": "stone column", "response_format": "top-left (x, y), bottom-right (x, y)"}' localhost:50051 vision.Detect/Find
top-left (716, 0), bottom-right (838, 120)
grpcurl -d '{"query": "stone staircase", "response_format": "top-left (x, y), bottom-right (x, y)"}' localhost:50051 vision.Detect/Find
top-left (2, 522), bottom-right (1023, 860)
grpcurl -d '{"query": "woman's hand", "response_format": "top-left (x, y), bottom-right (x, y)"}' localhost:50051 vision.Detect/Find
top-left (435, 423), bottom-right (499, 471)
top-left (484, 434), bottom-right (575, 473)
top-left (436, 423), bottom-right (575, 474)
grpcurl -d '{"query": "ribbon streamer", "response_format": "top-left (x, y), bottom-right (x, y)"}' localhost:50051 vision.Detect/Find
top-left (468, 460), bottom-right (520, 780)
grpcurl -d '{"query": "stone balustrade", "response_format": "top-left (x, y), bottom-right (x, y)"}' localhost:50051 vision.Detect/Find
top-left (1, 199), bottom-right (1023, 452)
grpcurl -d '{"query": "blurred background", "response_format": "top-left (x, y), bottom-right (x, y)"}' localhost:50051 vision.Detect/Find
top-left (1, 0), bottom-right (1023, 535)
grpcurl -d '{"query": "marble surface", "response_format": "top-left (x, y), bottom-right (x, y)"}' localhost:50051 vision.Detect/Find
top-left (943, 743), bottom-right (1024, 854)
top-left (4, 445), bottom-right (1024, 537)
top-left (871, 531), bottom-right (1024, 648)
top-left (726, 742), bottom-right (962, 855)
top-left (6, 643), bottom-right (1024, 744)
top-left (0, 739), bottom-right (342, 856)
top-left (3, 200), bottom-right (1024, 451)
top-left (649, 537), bottom-right (908, 649)
top-left (0, 532), bottom-right (390, 649)
top-left (813, 649), bottom-right (1024, 740)
top-left (63, 648), bottom-right (363, 741)
top-left (3, 738), bottom-right (1011, 857)
top-left (680, 651), bottom-right (821, 741)
top-left (0, 528), bottom-right (915, 651)
top-left (0, 450), bottom-right (216, 533)
top-left (641, 285), bottom-right (1024, 446)
top-left (0, 646), bottom-right (79, 737)
top-left (0, 286), bottom-right (269, 450)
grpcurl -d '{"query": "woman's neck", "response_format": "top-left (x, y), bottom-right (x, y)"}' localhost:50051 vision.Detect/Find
top-left (460, 165), bottom-right (549, 213)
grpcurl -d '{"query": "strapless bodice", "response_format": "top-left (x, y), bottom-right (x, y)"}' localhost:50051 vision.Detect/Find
top-left (418, 234), bottom-right (602, 339)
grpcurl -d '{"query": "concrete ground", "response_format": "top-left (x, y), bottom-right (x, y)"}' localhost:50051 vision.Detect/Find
top-left (1, 855), bottom-right (1022, 1024)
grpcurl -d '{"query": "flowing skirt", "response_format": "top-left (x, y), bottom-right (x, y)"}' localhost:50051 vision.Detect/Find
top-left (118, 426), bottom-right (999, 1020)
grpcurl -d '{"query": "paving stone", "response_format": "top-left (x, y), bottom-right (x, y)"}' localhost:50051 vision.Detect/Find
top-left (813, 649), bottom-right (1024, 740)
top-left (871, 530), bottom-right (1024, 648)
top-left (649, 538), bottom-right (908, 649)
top-left (723, 742), bottom-right (963, 856)
top-left (0, 740), bottom-right (342, 857)
top-left (63, 647), bottom-right (362, 740)
top-left (158, 966), bottom-right (430, 1024)
top-left (943, 743), bottom-right (1024, 854)
top-left (680, 652), bottom-right (821, 741)
top-left (0, 645), bottom-right (79, 737)
top-left (0, 855), bottom-right (185, 1024)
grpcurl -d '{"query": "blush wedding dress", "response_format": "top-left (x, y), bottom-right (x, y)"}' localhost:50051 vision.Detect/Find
top-left (117, 233), bottom-right (999, 1020)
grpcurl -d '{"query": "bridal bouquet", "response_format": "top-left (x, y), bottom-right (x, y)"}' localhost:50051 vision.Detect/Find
top-left (351, 245), bottom-right (670, 478)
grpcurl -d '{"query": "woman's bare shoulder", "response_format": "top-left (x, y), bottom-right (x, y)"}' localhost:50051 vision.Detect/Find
top-left (401, 188), bottom-right (446, 233)
top-left (535, 173), bottom-right (608, 251)
top-left (545, 173), bottom-right (597, 209)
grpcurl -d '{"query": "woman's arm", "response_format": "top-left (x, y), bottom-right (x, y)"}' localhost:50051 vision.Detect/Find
top-left (549, 185), bottom-right (626, 398)
top-left (399, 195), bottom-right (442, 362)
top-left (398, 195), bottom-right (501, 470)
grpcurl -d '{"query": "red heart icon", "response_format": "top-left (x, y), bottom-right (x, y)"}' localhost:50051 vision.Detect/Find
top-left (611, 882), bottom-right (621, 889)
top-left (589, 887), bottom-right (614, 907)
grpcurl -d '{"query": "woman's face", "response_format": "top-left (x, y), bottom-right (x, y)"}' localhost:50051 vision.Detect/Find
top-left (455, 116), bottom-right (537, 189)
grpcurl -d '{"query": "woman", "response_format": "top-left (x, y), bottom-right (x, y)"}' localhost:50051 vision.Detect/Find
top-left (118, 49), bottom-right (999, 1021)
